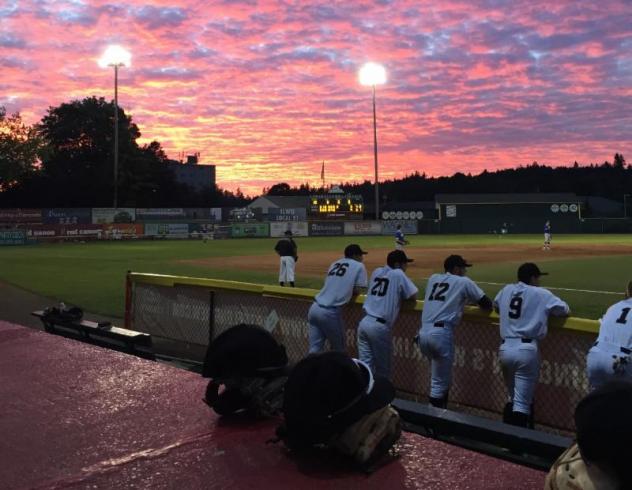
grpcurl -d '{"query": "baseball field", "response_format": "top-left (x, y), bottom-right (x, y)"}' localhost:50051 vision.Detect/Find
top-left (0, 234), bottom-right (630, 320)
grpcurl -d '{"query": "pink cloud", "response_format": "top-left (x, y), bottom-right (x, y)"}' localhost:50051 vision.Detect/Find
top-left (1, 0), bottom-right (629, 195)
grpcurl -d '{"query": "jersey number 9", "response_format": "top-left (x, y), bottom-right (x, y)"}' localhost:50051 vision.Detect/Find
top-left (509, 296), bottom-right (523, 319)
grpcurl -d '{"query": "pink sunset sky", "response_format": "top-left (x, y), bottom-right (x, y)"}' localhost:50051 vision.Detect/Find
top-left (1, 0), bottom-right (630, 195)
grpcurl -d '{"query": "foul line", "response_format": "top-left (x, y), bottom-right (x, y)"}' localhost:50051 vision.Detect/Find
top-left (420, 277), bottom-right (622, 296)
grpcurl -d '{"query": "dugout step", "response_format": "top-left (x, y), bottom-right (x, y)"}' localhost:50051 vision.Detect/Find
top-left (393, 398), bottom-right (572, 469)
top-left (32, 309), bottom-right (154, 360)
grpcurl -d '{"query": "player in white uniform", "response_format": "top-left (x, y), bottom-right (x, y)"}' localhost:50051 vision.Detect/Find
top-left (417, 255), bottom-right (493, 408)
top-left (274, 230), bottom-right (297, 287)
top-left (586, 281), bottom-right (632, 390)
top-left (357, 250), bottom-right (418, 379)
top-left (394, 225), bottom-right (409, 250)
top-left (494, 262), bottom-right (570, 428)
top-left (307, 244), bottom-right (369, 353)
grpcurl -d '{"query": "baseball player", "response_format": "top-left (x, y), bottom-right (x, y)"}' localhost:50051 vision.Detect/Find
top-left (307, 244), bottom-right (369, 353)
top-left (417, 255), bottom-right (493, 408)
top-left (357, 250), bottom-right (418, 379)
top-left (274, 230), bottom-right (298, 287)
top-left (543, 221), bottom-right (551, 250)
top-left (394, 224), bottom-right (409, 250)
top-left (586, 281), bottom-right (632, 390)
top-left (494, 262), bottom-right (570, 428)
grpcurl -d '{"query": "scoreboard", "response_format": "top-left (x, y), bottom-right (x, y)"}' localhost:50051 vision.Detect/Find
top-left (309, 194), bottom-right (364, 219)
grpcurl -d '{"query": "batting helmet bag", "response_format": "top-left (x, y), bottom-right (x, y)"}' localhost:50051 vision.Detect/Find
top-left (202, 324), bottom-right (289, 417)
top-left (276, 351), bottom-right (400, 469)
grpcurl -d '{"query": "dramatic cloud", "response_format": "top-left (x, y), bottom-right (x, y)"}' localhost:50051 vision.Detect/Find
top-left (2, 0), bottom-right (630, 194)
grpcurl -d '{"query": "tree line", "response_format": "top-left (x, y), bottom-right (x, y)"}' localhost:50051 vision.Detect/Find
top-left (0, 97), bottom-right (626, 207)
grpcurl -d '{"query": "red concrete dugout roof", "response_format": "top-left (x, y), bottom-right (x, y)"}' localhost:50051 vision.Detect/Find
top-left (0, 321), bottom-right (546, 489)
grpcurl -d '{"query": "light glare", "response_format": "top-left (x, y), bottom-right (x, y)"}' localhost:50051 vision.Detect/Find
top-left (359, 62), bottom-right (386, 86)
top-left (98, 45), bottom-right (132, 68)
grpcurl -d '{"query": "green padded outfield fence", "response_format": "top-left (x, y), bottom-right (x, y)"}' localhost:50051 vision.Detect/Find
top-left (125, 272), bottom-right (599, 434)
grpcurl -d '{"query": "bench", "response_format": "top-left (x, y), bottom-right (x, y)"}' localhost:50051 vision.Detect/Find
top-left (393, 398), bottom-right (572, 469)
top-left (32, 310), bottom-right (154, 360)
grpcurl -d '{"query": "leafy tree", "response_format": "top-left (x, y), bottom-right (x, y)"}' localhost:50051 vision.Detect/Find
top-left (0, 107), bottom-right (44, 190)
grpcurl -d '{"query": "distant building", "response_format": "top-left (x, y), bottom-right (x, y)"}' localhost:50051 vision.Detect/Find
top-left (248, 195), bottom-right (311, 214)
top-left (166, 154), bottom-right (216, 192)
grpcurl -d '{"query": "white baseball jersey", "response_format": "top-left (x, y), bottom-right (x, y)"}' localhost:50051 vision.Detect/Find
top-left (363, 266), bottom-right (418, 326)
top-left (421, 273), bottom-right (486, 327)
top-left (494, 282), bottom-right (569, 340)
top-left (315, 258), bottom-right (368, 307)
top-left (595, 298), bottom-right (632, 347)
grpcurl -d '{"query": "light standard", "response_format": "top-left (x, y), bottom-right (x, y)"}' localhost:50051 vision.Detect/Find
top-left (359, 62), bottom-right (386, 221)
top-left (98, 45), bottom-right (131, 209)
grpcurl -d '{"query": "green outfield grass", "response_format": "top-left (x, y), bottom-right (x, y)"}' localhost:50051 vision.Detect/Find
top-left (0, 234), bottom-right (630, 320)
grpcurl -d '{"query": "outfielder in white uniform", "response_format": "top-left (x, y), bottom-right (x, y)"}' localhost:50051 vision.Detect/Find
top-left (417, 255), bottom-right (493, 408)
top-left (357, 250), bottom-right (418, 379)
top-left (307, 244), bottom-right (369, 353)
top-left (543, 221), bottom-right (551, 251)
top-left (586, 282), bottom-right (632, 390)
top-left (494, 262), bottom-right (570, 428)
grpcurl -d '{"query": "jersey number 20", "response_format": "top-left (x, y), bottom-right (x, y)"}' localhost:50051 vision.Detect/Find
top-left (370, 278), bottom-right (390, 297)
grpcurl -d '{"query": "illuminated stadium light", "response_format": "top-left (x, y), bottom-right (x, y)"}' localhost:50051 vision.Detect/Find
top-left (358, 62), bottom-right (386, 86)
top-left (98, 45), bottom-right (131, 68)
top-left (98, 45), bottom-right (132, 209)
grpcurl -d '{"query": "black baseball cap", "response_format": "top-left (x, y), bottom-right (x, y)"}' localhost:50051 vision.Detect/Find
top-left (284, 230), bottom-right (293, 236)
top-left (444, 254), bottom-right (472, 271)
top-left (344, 244), bottom-right (368, 257)
top-left (387, 250), bottom-right (414, 267)
top-left (575, 381), bottom-right (632, 484)
top-left (517, 262), bottom-right (548, 283)
top-left (282, 352), bottom-right (395, 442)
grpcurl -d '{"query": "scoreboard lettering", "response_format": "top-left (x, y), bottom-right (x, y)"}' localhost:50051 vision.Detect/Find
top-left (309, 194), bottom-right (364, 219)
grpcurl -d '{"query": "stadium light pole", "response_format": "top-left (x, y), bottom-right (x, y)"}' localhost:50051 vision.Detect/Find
top-left (359, 62), bottom-right (386, 221)
top-left (98, 45), bottom-right (131, 209)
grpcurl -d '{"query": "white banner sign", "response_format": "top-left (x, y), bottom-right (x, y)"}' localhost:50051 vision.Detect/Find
top-left (344, 221), bottom-right (383, 235)
top-left (270, 221), bottom-right (309, 237)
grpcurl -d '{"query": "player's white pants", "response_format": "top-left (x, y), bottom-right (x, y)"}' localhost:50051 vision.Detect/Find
top-left (278, 256), bottom-right (295, 283)
top-left (357, 315), bottom-right (392, 379)
top-left (544, 233), bottom-right (551, 244)
top-left (307, 302), bottom-right (345, 353)
top-left (587, 341), bottom-right (632, 390)
top-left (395, 242), bottom-right (404, 250)
top-left (418, 324), bottom-right (455, 398)
top-left (499, 338), bottom-right (540, 415)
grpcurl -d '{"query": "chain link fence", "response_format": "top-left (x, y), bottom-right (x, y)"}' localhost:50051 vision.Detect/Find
top-left (127, 273), bottom-right (598, 434)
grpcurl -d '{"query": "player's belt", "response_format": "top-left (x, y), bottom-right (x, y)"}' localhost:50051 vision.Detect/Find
top-left (593, 341), bottom-right (631, 354)
top-left (501, 338), bottom-right (533, 343)
top-left (316, 302), bottom-right (338, 310)
top-left (367, 314), bottom-right (387, 324)
top-left (433, 322), bottom-right (445, 328)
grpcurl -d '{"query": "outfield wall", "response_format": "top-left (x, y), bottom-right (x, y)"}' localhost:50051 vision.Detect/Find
top-left (126, 272), bottom-right (599, 434)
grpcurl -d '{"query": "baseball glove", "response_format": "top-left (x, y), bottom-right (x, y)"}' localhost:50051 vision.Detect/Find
top-left (330, 405), bottom-right (401, 466)
top-left (544, 443), bottom-right (619, 490)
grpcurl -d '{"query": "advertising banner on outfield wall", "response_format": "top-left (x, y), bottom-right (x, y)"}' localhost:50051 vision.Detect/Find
top-left (0, 229), bottom-right (27, 245)
top-left (267, 208), bottom-right (307, 222)
top-left (231, 223), bottom-right (269, 238)
top-left (136, 208), bottom-right (185, 220)
top-left (42, 208), bottom-right (91, 225)
top-left (381, 220), bottom-right (418, 235)
top-left (23, 225), bottom-right (64, 238)
top-left (64, 224), bottom-right (103, 239)
top-left (270, 221), bottom-right (308, 237)
top-left (0, 208), bottom-right (42, 223)
top-left (92, 208), bottom-right (136, 224)
top-left (144, 223), bottom-right (190, 237)
top-left (210, 208), bottom-right (222, 221)
top-left (344, 221), bottom-right (382, 236)
top-left (309, 221), bottom-right (344, 236)
top-left (102, 223), bottom-right (143, 238)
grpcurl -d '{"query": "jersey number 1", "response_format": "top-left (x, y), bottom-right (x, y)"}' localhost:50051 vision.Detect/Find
top-left (616, 307), bottom-right (631, 324)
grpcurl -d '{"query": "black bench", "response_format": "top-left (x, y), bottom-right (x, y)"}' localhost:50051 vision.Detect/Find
top-left (32, 310), bottom-right (154, 360)
top-left (393, 398), bottom-right (572, 469)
